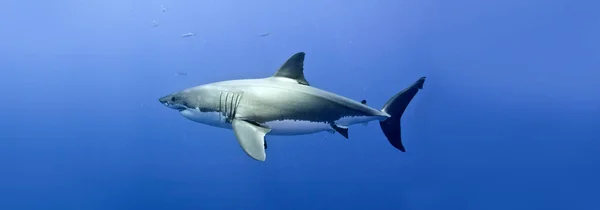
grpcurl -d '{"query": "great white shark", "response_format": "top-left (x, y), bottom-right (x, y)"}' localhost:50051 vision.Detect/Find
top-left (159, 52), bottom-right (426, 162)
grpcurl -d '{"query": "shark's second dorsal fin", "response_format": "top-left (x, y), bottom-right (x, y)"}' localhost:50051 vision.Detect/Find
top-left (273, 52), bottom-right (310, 85)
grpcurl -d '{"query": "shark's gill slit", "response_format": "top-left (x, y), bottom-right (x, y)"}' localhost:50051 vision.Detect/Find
top-left (218, 91), bottom-right (223, 121)
top-left (218, 91), bottom-right (236, 123)
top-left (228, 92), bottom-right (235, 122)
top-left (221, 92), bottom-right (228, 120)
top-left (232, 92), bottom-right (243, 119)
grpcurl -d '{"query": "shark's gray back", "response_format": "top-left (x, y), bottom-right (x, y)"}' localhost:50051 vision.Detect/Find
top-left (199, 77), bottom-right (388, 124)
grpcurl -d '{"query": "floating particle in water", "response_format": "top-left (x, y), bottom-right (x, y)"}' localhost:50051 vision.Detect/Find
top-left (181, 33), bottom-right (195, 37)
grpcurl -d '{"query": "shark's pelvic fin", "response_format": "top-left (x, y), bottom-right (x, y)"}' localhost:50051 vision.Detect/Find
top-left (330, 123), bottom-right (349, 139)
top-left (273, 52), bottom-right (310, 85)
top-left (232, 119), bottom-right (271, 162)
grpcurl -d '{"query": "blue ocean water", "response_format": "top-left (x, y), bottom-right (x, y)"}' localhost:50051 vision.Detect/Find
top-left (1, 0), bottom-right (599, 209)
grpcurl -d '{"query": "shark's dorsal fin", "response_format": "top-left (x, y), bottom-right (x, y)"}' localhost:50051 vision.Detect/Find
top-left (273, 52), bottom-right (310, 85)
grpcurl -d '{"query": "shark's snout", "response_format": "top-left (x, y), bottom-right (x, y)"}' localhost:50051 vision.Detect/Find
top-left (158, 95), bottom-right (172, 107)
top-left (158, 94), bottom-right (188, 111)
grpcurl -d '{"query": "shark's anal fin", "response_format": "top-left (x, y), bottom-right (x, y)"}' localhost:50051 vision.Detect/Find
top-left (231, 119), bottom-right (271, 162)
top-left (330, 123), bottom-right (349, 139)
top-left (273, 52), bottom-right (310, 85)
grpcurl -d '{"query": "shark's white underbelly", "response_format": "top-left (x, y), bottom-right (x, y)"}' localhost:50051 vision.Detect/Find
top-left (262, 120), bottom-right (333, 135)
top-left (180, 109), bottom-right (330, 135)
top-left (180, 109), bottom-right (232, 129)
top-left (179, 109), bottom-right (386, 136)
top-left (262, 115), bottom-right (386, 135)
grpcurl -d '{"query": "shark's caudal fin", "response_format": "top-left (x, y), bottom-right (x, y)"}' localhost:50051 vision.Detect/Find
top-left (379, 77), bottom-right (426, 152)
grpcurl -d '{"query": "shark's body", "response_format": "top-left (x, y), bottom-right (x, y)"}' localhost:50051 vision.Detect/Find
top-left (177, 77), bottom-right (389, 135)
top-left (159, 52), bottom-right (426, 162)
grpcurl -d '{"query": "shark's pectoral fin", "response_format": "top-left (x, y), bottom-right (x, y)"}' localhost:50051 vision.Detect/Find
top-left (330, 123), bottom-right (349, 139)
top-left (231, 119), bottom-right (271, 162)
top-left (273, 52), bottom-right (310, 85)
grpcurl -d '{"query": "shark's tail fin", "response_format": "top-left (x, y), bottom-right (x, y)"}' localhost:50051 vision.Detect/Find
top-left (379, 77), bottom-right (426, 152)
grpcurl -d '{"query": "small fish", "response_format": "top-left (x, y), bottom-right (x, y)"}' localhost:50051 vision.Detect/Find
top-left (181, 33), bottom-right (195, 37)
top-left (258, 32), bottom-right (270, 37)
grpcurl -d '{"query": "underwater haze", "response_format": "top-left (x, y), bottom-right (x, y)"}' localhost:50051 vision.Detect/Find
top-left (1, 0), bottom-right (599, 209)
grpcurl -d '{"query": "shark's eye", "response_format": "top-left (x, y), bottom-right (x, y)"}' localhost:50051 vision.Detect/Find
top-left (171, 96), bottom-right (179, 102)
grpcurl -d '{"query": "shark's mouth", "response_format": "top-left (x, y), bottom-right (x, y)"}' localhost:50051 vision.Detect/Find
top-left (163, 102), bottom-right (188, 111)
